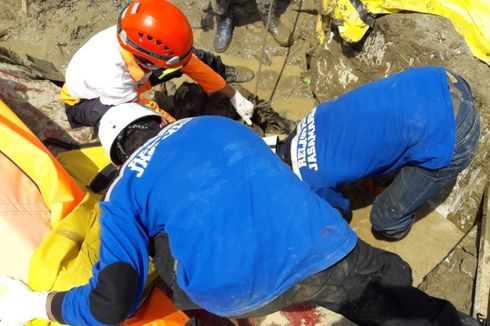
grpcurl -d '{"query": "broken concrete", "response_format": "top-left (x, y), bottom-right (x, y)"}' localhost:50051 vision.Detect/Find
top-left (419, 225), bottom-right (479, 313)
top-left (0, 61), bottom-right (92, 154)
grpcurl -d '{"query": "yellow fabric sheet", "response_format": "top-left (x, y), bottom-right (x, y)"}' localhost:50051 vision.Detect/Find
top-left (324, 0), bottom-right (490, 65)
top-left (28, 148), bottom-right (105, 326)
top-left (28, 147), bottom-right (169, 325)
top-left (0, 100), bottom-right (186, 325)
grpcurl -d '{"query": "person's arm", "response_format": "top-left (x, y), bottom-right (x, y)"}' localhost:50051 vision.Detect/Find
top-left (0, 200), bottom-right (150, 325)
top-left (219, 84), bottom-right (236, 98)
top-left (46, 292), bottom-right (57, 321)
top-left (182, 54), bottom-right (255, 125)
top-left (53, 200), bottom-right (150, 325)
top-left (315, 186), bottom-right (351, 219)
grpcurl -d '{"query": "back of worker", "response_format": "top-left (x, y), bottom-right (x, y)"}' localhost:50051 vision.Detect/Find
top-left (58, 116), bottom-right (357, 323)
top-left (291, 66), bottom-right (455, 211)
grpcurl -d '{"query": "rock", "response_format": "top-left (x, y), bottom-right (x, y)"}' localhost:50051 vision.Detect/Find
top-left (418, 225), bottom-right (479, 313)
top-left (0, 61), bottom-right (93, 154)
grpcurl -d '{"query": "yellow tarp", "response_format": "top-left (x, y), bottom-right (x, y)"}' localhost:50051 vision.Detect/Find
top-left (0, 98), bottom-right (187, 325)
top-left (28, 147), bottom-right (109, 298)
top-left (27, 145), bottom-right (106, 326)
top-left (322, 0), bottom-right (490, 65)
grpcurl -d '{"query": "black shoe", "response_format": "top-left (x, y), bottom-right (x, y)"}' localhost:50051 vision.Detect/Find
top-left (214, 14), bottom-right (234, 53)
top-left (267, 15), bottom-right (293, 47)
top-left (458, 311), bottom-right (484, 326)
top-left (372, 224), bottom-right (413, 241)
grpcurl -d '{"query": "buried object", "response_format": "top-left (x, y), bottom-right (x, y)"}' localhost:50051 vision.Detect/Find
top-left (155, 82), bottom-right (297, 136)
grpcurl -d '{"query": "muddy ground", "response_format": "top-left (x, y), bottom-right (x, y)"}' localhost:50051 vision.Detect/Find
top-left (0, 0), bottom-right (489, 324)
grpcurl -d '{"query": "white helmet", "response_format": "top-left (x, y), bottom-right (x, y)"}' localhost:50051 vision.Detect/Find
top-left (99, 103), bottom-right (161, 164)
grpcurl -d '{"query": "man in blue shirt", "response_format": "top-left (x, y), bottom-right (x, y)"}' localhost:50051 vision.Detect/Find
top-left (0, 104), bottom-right (478, 326)
top-left (275, 66), bottom-right (480, 240)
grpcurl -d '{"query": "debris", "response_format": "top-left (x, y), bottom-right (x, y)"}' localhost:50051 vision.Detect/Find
top-left (473, 183), bottom-right (490, 320)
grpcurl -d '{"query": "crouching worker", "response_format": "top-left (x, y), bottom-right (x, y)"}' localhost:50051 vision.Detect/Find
top-left (274, 66), bottom-right (480, 240)
top-left (0, 104), bottom-right (479, 326)
top-left (61, 0), bottom-right (255, 129)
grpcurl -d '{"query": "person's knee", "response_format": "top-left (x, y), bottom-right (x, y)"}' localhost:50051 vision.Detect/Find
top-left (370, 194), bottom-right (416, 236)
top-left (65, 100), bottom-right (110, 128)
top-left (370, 198), bottom-right (396, 231)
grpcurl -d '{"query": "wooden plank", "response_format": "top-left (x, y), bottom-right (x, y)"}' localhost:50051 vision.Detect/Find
top-left (473, 183), bottom-right (490, 320)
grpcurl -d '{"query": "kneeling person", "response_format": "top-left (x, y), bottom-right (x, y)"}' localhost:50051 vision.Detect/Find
top-left (275, 66), bottom-right (480, 239)
top-left (0, 104), bottom-right (477, 326)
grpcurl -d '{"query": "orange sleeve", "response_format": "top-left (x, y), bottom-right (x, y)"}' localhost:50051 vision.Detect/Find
top-left (181, 54), bottom-right (227, 93)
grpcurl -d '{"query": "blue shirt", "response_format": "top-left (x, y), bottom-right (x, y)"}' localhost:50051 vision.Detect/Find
top-left (59, 117), bottom-right (357, 324)
top-left (291, 67), bottom-right (455, 212)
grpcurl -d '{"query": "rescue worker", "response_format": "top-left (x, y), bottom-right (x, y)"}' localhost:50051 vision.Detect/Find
top-left (0, 103), bottom-right (479, 326)
top-left (61, 0), bottom-right (255, 128)
top-left (273, 66), bottom-right (480, 240)
top-left (211, 0), bottom-right (294, 52)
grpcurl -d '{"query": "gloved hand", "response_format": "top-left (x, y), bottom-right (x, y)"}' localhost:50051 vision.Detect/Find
top-left (0, 277), bottom-right (49, 325)
top-left (230, 91), bottom-right (254, 126)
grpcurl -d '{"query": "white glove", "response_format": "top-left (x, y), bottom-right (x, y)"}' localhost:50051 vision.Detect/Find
top-left (230, 91), bottom-right (254, 126)
top-left (0, 277), bottom-right (49, 325)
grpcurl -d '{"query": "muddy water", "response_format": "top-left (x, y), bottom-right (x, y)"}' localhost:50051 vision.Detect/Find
top-left (193, 23), bottom-right (318, 122)
top-left (220, 54), bottom-right (318, 123)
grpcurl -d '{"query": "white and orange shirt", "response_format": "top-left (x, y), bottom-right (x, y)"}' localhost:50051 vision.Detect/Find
top-left (61, 25), bottom-right (226, 106)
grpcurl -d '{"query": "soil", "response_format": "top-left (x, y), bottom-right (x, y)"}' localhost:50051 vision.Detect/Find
top-left (0, 0), bottom-right (488, 324)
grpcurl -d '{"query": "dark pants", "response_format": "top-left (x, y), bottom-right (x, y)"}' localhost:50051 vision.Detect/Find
top-left (152, 234), bottom-right (461, 325)
top-left (65, 98), bottom-right (110, 128)
top-left (236, 239), bottom-right (461, 326)
top-left (211, 0), bottom-right (275, 18)
top-left (65, 48), bottom-right (228, 128)
top-left (193, 48), bottom-right (227, 78)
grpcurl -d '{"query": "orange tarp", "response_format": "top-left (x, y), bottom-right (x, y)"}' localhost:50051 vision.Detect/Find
top-left (0, 99), bottom-right (84, 225)
top-left (123, 287), bottom-right (190, 326)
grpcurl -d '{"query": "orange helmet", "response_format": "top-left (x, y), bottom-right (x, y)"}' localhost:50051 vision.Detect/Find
top-left (117, 0), bottom-right (193, 69)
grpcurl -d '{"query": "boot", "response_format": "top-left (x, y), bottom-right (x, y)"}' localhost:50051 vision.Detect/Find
top-left (214, 13), bottom-right (234, 53)
top-left (458, 311), bottom-right (485, 326)
top-left (266, 14), bottom-right (293, 47)
top-left (257, 2), bottom-right (293, 47)
top-left (225, 66), bottom-right (255, 83)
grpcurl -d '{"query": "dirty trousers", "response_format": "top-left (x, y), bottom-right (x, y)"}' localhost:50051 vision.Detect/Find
top-left (370, 72), bottom-right (480, 235)
top-left (234, 239), bottom-right (461, 326)
top-left (154, 236), bottom-right (461, 326)
top-left (211, 0), bottom-right (276, 17)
